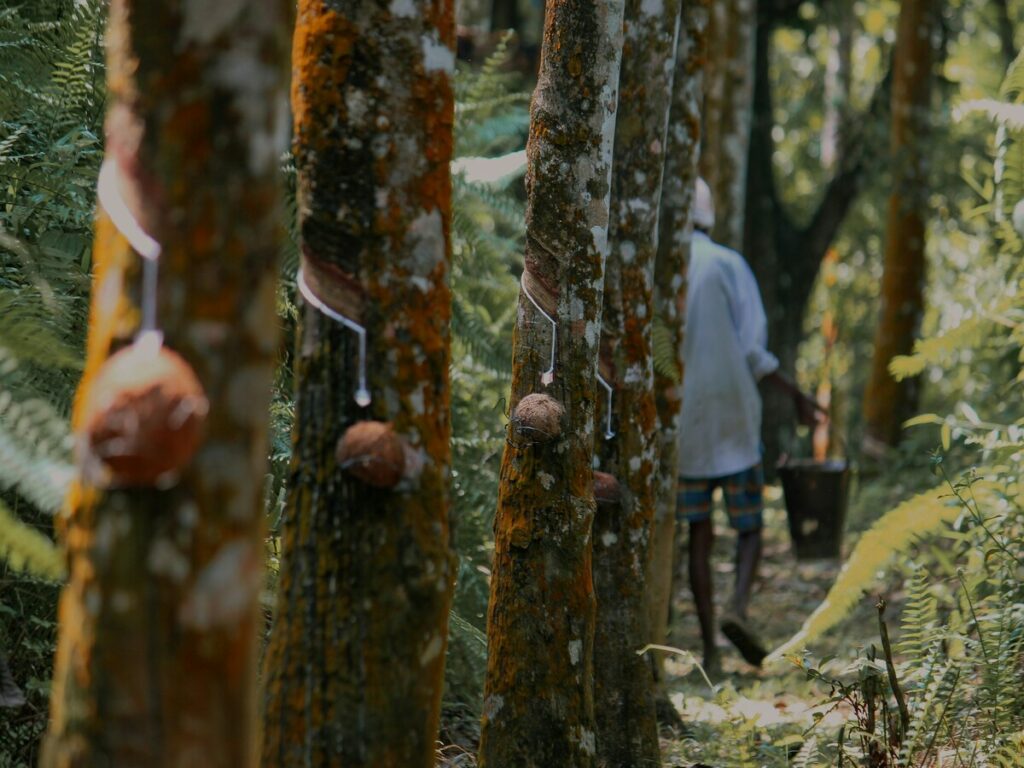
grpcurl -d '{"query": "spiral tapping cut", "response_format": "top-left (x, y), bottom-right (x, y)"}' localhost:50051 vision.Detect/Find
top-left (521, 278), bottom-right (557, 386)
top-left (597, 372), bottom-right (614, 439)
top-left (296, 268), bottom-right (371, 407)
top-left (97, 157), bottom-right (162, 342)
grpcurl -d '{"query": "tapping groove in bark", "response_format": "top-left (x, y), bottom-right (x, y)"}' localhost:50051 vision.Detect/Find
top-left (41, 3), bottom-right (290, 766)
top-left (478, 1), bottom-right (625, 765)
top-left (699, 0), bottom-right (756, 250)
top-left (646, 0), bottom-right (709, 693)
top-left (862, 0), bottom-right (936, 451)
top-left (743, 2), bottom-right (893, 470)
top-left (260, 4), bottom-right (457, 767)
top-left (593, 0), bottom-right (680, 764)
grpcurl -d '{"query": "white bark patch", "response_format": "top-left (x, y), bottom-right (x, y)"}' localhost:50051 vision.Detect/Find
top-left (181, 0), bottom-right (247, 45)
top-left (538, 471), bottom-right (555, 490)
top-left (629, 456), bottom-right (642, 472)
top-left (483, 694), bottom-right (505, 719)
top-left (591, 225), bottom-right (609, 259)
top-left (568, 639), bottom-right (582, 666)
top-left (627, 197), bottom-right (651, 214)
top-left (420, 634), bottom-right (443, 665)
top-left (405, 209), bottom-right (445, 274)
top-left (389, 0), bottom-right (417, 17)
top-left (211, 40), bottom-right (287, 174)
top-left (601, 531), bottom-right (618, 547)
top-left (179, 541), bottom-right (260, 630)
top-left (149, 538), bottom-right (190, 583)
top-left (585, 319), bottom-right (600, 348)
top-left (623, 364), bottom-right (644, 383)
top-left (421, 33), bottom-right (455, 74)
top-left (345, 88), bottom-right (369, 126)
top-left (620, 241), bottom-right (636, 264)
top-left (569, 296), bottom-right (585, 321)
top-left (409, 383), bottom-right (426, 415)
top-left (579, 728), bottom-right (597, 755)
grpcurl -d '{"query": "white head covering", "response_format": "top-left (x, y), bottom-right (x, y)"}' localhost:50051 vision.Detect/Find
top-left (693, 177), bottom-right (715, 231)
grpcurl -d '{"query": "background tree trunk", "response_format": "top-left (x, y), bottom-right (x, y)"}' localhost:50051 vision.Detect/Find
top-left (477, 1), bottom-right (625, 765)
top-left (259, 4), bottom-right (457, 767)
top-left (41, 2), bottom-right (290, 766)
top-left (593, 0), bottom-right (680, 763)
top-left (700, 0), bottom-right (756, 250)
top-left (862, 0), bottom-right (936, 451)
top-left (744, 0), bottom-right (889, 470)
top-left (646, 0), bottom-right (709, 696)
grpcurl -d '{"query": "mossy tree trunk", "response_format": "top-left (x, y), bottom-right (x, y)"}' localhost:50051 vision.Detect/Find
top-left (477, 0), bottom-right (625, 765)
top-left (698, 0), bottom-right (755, 250)
top-left (260, 4), bottom-right (457, 767)
top-left (862, 0), bottom-right (936, 451)
top-left (41, 2), bottom-right (290, 766)
top-left (645, 0), bottom-right (709, 690)
top-left (593, 0), bottom-right (680, 763)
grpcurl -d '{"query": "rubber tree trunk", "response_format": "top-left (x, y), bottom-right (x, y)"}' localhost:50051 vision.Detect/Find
top-left (646, 0), bottom-right (709, 690)
top-left (699, 0), bottom-right (755, 250)
top-left (862, 0), bottom-right (935, 451)
top-left (593, 0), bottom-right (680, 763)
top-left (41, 2), bottom-right (290, 766)
top-left (260, 4), bottom-right (457, 767)
top-left (477, 1), bottom-right (625, 765)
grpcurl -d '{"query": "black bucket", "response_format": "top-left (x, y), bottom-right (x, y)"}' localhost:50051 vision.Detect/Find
top-left (778, 458), bottom-right (850, 560)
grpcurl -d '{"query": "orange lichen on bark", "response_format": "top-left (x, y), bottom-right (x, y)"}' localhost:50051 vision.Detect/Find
top-left (42, 2), bottom-right (291, 766)
top-left (646, 0), bottom-right (708, 684)
top-left (261, 4), bottom-right (456, 767)
top-left (593, 0), bottom-right (682, 763)
top-left (479, 0), bottom-right (626, 766)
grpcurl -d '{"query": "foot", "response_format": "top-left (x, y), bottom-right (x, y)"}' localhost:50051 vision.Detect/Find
top-left (699, 650), bottom-right (723, 684)
top-left (720, 613), bottom-right (767, 667)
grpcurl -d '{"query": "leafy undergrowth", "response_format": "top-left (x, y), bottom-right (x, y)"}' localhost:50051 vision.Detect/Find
top-left (660, 487), bottom-right (908, 768)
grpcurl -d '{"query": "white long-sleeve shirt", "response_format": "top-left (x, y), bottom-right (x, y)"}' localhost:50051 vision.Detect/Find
top-left (677, 231), bottom-right (779, 478)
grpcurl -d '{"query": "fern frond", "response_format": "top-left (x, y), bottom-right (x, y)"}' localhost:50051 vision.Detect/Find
top-left (898, 566), bottom-right (938, 661)
top-left (767, 483), bottom-right (993, 662)
top-left (0, 498), bottom-right (64, 579)
top-left (961, 100), bottom-right (1024, 131)
top-left (453, 174), bottom-right (526, 232)
top-left (652, 314), bottom-right (681, 383)
top-left (0, 391), bottom-right (73, 513)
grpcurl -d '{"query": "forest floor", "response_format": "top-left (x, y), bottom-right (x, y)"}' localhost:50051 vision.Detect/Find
top-left (658, 485), bottom-right (907, 766)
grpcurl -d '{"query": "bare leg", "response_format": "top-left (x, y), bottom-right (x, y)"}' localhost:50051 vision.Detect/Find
top-left (732, 527), bottom-right (762, 620)
top-left (687, 518), bottom-right (717, 666)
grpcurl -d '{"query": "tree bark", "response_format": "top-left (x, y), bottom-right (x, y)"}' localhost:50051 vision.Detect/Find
top-left (700, 0), bottom-right (756, 250)
top-left (743, 2), bottom-right (891, 470)
top-left (41, 2), bottom-right (290, 766)
top-left (646, 0), bottom-right (709, 691)
top-left (593, 0), bottom-right (680, 763)
top-left (259, 4), bottom-right (457, 767)
top-left (862, 0), bottom-right (935, 451)
top-left (477, 1), bottom-right (625, 765)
